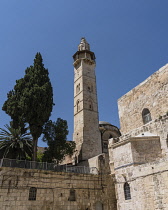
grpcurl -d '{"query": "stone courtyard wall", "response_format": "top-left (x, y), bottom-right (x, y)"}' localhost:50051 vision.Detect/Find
top-left (118, 64), bottom-right (168, 134)
top-left (0, 167), bottom-right (116, 210)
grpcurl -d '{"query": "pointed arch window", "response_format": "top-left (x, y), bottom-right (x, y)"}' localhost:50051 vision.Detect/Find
top-left (142, 108), bottom-right (152, 124)
top-left (29, 187), bottom-right (37, 201)
top-left (124, 182), bottom-right (131, 200)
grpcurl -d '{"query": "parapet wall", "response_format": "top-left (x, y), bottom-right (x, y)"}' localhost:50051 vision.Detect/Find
top-left (110, 115), bottom-right (168, 155)
top-left (108, 115), bottom-right (168, 174)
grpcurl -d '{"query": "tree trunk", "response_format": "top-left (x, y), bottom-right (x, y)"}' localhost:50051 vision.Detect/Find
top-left (32, 138), bottom-right (38, 162)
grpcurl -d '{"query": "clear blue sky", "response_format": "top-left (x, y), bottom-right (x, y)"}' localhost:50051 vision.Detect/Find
top-left (0, 1), bottom-right (168, 147)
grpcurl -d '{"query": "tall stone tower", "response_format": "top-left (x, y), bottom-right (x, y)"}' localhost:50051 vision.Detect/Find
top-left (73, 38), bottom-right (102, 162)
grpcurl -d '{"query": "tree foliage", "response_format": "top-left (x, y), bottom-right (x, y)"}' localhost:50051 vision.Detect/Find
top-left (2, 53), bottom-right (54, 161)
top-left (37, 150), bottom-right (44, 162)
top-left (0, 124), bottom-right (32, 159)
top-left (42, 118), bottom-right (76, 164)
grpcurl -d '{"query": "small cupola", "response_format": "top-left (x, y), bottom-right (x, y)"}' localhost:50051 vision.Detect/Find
top-left (73, 38), bottom-right (96, 63)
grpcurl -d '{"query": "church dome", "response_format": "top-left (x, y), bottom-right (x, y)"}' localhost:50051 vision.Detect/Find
top-left (99, 121), bottom-right (121, 137)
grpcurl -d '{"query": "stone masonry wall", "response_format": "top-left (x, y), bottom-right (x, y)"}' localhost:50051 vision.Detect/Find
top-left (74, 59), bottom-right (102, 161)
top-left (112, 115), bottom-right (168, 155)
top-left (118, 64), bottom-right (168, 134)
top-left (108, 115), bottom-right (168, 176)
top-left (0, 167), bottom-right (116, 210)
top-left (114, 157), bottom-right (168, 210)
top-left (108, 115), bottom-right (168, 210)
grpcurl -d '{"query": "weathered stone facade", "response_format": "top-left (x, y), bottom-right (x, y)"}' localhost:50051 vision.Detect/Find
top-left (73, 38), bottom-right (102, 162)
top-left (109, 118), bottom-right (168, 209)
top-left (118, 64), bottom-right (168, 135)
top-left (113, 157), bottom-right (168, 210)
top-left (0, 167), bottom-right (116, 210)
top-left (1, 39), bottom-right (168, 210)
top-left (109, 64), bottom-right (168, 210)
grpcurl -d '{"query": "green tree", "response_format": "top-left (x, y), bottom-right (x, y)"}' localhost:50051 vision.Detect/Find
top-left (37, 150), bottom-right (44, 162)
top-left (42, 118), bottom-right (76, 164)
top-left (0, 124), bottom-right (32, 159)
top-left (2, 53), bottom-right (54, 161)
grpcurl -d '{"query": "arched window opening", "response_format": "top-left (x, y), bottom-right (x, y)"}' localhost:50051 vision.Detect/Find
top-left (29, 187), bottom-right (37, 201)
top-left (103, 143), bottom-right (108, 149)
top-left (77, 100), bottom-right (80, 112)
top-left (124, 182), bottom-right (131, 200)
top-left (76, 83), bottom-right (80, 94)
top-left (88, 85), bottom-right (93, 92)
top-left (68, 188), bottom-right (76, 201)
top-left (109, 134), bottom-right (113, 139)
top-left (88, 100), bottom-right (93, 111)
top-left (103, 142), bottom-right (108, 152)
top-left (142, 108), bottom-right (152, 124)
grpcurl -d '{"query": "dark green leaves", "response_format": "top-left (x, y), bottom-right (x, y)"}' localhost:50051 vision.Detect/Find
top-left (2, 53), bottom-right (54, 160)
top-left (42, 118), bottom-right (76, 164)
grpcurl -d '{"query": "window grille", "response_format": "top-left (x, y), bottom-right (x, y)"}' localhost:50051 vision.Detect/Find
top-left (68, 188), bottom-right (76, 201)
top-left (95, 201), bottom-right (103, 210)
top-left (124, 182), bottom-right (131, 200)
top-left (142, 108), bottom-right (152, 124)
top-left (29, 187), bottom-right (37, 201)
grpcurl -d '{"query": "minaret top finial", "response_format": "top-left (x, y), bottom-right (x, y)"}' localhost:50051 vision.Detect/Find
top-left (78, 37), bottom-right (90, 51)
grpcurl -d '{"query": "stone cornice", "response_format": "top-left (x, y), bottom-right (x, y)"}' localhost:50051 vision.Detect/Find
top-left (73, 58), bottom-right (95, 68)
top-left (110, 136), bottom-right (160, 149)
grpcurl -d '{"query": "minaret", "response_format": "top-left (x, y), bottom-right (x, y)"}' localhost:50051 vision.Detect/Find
top-left (73, 38), bottom-right (102, 162)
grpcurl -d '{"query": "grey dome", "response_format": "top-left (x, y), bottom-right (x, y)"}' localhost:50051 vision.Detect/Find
top-left (99, 121), bottom-right (112, 126)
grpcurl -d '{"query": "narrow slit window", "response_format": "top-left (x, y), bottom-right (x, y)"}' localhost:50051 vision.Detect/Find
top-left (77, 100), bottom-right (80, 112)
top-left (88, 100), bottom-right (93, 110)
top-left (29, 187), bottom-right (37, 201)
